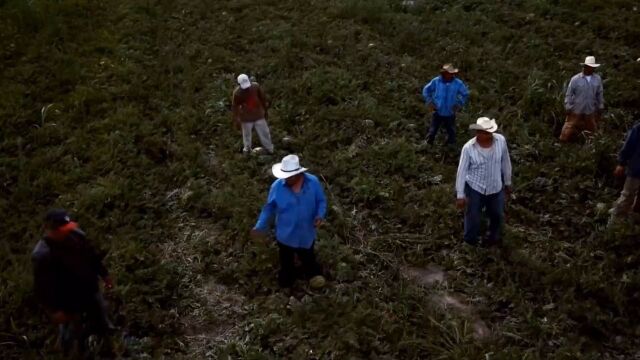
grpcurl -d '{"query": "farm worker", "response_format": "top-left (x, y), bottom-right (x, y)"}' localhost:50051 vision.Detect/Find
top-left (455, 118), bottom-right (513, 246)
top-left (32, 209), bottom-right (115, 356)
top-left (251, 155), bottom-right (327, 289)
top-left (422, 63), bottom-right (470, 146)
top-left (232, 73), bottom-right (274, 154)
top-left (560, 56), bottom-right (605, 142)
top-left (609, 122), bottom-right (640, 225)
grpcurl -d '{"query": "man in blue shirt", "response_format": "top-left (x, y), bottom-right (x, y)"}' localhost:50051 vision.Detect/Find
top-left (252, 154), bottom-right (327, 288)
top-left (609, 123), bottom-right (640, 225)
top-left (422, 63), bottom-right (470, 146)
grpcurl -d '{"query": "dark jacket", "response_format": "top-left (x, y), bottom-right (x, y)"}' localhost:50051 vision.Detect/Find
top-left (232, 83), bottom-right (269, 123)
top-left (32, 223), bottom-right (108, 313)
top-left (618, 123), bottom-right (640, 178)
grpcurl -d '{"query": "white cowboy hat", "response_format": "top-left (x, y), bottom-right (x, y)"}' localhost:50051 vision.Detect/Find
top-left (469, 117), bottom-right (498, 133)
top-left (441, 63), bottom-right (459, 74)
top-left (237, 73), bottom-right (251, 89)
top-left (272, 154), bottom-right (308, 179)
top-left (580, 56), bottom-right (601, 68)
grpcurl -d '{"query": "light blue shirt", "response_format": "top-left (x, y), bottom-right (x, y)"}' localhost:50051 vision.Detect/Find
top-left (455, 133), bottom-right (512, 198)
top-left (422, 76), bottom-right (470, 117)
top-left (564, 72), bottom-right (604, 115)
top-left (255, 173), bottom-right (327, 249)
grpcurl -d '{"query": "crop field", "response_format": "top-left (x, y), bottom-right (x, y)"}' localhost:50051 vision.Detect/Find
top-left (1, 0), bottom-right (640, 358)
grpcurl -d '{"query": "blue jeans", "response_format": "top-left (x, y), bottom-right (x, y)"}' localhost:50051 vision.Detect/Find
top-left (464, 184), bottom-right (505, 245)
top-left (427, 113), bottom-right (456, 144)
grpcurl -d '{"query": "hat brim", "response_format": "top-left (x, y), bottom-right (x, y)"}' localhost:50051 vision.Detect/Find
top-left (441, 68), bottom-right (459, 73)
top-left (272, 163), bottom-right (307, 179)
top-left (239, 82), bottom-right (251, 89)
top-left (469, 123), bottom-right (498, 133)
top-left (580, 63), bottom-right (601, 68)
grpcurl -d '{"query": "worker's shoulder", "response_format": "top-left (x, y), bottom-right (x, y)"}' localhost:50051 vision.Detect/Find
top-left (70, 227), bottom-right (87, 239)
top-left (569, 72), bottom-right (583, 81)
top-left (461, 138), bottom-right (476, 150)
top-left (32, 239), bottom-right (51, 261)
top-left (453, 77), bottom-right (467, 85)
top-left (304, 172), bottom-right (321, 184)
top-left (494, 133), bottom-right (506, 141)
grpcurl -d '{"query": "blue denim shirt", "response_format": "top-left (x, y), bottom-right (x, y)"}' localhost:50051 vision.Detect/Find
top-left (422, 76), bottom-right (469, 117)
top-left (255, 173), bottom-right (327, 249)
top-left (619, 123), bottom-right (640, 178)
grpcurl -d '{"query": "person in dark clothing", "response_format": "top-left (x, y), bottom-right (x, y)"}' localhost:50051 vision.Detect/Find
top-left (609, 123), bottom-right (640, 225)
top-left (32, 209), bottom-right (114, 355)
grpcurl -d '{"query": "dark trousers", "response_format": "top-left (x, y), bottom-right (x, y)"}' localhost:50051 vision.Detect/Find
top-left (427, 113), bottom-right (456, 144)
top-left (278, 242), bottom-right (322, 288)
top-left (58, 292), bottom-right (113, 356)
top-left (464, 184), bottom-right (505, 245)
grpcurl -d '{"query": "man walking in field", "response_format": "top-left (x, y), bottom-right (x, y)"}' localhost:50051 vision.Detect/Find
top-left (232, 73), bottom-right (274, 154)
top-left (609, 122), bottom-right (640, 225)
top-left (455, 117), bottom-right (512, 246)
top-left (32, 209), bottom-right (114, 356)
top-left (560, 56), bottom-right (605, 142)
top-left (251, 154), bottom-right (327, 289)
top-left (422, 63), bottom-right (469, 146)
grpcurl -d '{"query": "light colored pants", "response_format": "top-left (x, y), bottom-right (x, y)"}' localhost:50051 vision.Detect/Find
top-left (241, 119), bottom-right (273, 153)
top-left (609, 176), bottom-right (640, 222)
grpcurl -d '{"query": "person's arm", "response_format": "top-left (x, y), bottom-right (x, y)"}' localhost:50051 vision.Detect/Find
top-left (457, 81), bottom-right (470, 108)
top-left (314, 178), bottom-right (327, 221)
top-left (256, 85), bottom-right (269, 120)
top-left (564, 77), bottom-right (576, 112)
top-left (596, 76), bottom-right (604, 112)
top-left (32, 253), bottom-right (61, 312)
top-left (618, 126), bottom-right (639, 166)
top-left (455, 146), bottom-right (470, 199)
top-left (231, 88), bottom-right (241, 124)
top-left (254, 183), bottom-right (278, 232)
top-left (422, 80), bottom-right (436, 108)
top-left (75, 230), bottom-right (112, 289)
top-left (501, 138), bottom-right (513, 189)
top-left (89, 242), bottom-right (109, 280)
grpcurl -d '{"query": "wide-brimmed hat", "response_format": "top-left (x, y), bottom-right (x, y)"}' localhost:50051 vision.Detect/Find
top-left (469, 117), bottom-right (498, 133)
top-left (272, 154), bottom-right (308, 179)
top-left (580, 56), bottom-right (601, 68)
top-left (237, 73), bottom-right (251, 89)
top-left (441, 63), bottom-right (459, 74)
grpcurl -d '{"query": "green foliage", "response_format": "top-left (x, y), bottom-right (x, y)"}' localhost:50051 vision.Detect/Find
top-left (1, 0), bottom-right (640, 358)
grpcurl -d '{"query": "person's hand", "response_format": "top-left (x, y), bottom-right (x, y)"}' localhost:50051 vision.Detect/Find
top-left (456, 198), bottom-right (466, 210)
top-left (614, 165), bottom-right (625, 178)
top-left (314, 217), bottom-right (324, 228)
top-left (504, 186), bottom-right (513, 198)
top-left (103, 276), bottom-right (114, 290)
top-left (51, 311), bottom-right (69, 325)
top-left (428, 104), bottom-right (437, 113)
top-left (250, 228), bottom-right (266, 238)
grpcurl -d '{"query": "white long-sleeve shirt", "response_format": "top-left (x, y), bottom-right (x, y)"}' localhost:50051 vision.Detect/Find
top-left (455, 133), bottom-right (512, 199)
